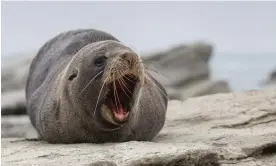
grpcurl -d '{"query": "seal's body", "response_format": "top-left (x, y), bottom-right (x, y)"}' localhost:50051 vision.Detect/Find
top-left (26, 29), bottom-right (168, 143)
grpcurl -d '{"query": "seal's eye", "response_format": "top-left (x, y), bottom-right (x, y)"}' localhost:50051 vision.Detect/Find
top-left (94, 56), bottom-right (107, 67)
top-left (68, 74), bottom-right (77, 81)
top-left (68, 69), bottom-right (78, 81)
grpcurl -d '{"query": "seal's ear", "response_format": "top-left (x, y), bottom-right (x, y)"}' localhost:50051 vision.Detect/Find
top-left (68, 69), bottom-right (78, 81)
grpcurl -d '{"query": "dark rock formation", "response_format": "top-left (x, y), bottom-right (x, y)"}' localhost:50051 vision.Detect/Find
top-left (262, 68), bottom-right (276, 86)
top-left (144, 42), bottom-right (231, 100)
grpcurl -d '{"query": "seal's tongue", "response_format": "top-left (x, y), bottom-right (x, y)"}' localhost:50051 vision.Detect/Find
top-left (107, 97), bottom-right (129, 121)
top-left (113, 104), bottom-right (129, 121)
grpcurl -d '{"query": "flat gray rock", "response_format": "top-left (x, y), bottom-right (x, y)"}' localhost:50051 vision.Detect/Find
top-left (2, 87), bottom-right (275, 166)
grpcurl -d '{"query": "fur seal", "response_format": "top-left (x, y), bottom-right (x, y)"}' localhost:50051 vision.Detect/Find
top-left (25, 29), bottom-right (168, 143)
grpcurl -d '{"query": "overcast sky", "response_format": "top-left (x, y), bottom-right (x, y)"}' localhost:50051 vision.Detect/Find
top-left (2, 1), bottom-right (276, 56)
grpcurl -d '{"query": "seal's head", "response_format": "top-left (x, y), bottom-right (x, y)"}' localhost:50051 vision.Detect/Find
top-left (61, 40), bottom-right (145, 130)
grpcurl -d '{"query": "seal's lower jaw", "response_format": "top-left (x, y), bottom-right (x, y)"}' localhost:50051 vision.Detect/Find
top-left (102, 74), bottom-right (138, 126)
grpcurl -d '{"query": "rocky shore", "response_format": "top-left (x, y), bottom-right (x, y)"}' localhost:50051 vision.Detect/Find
top-left (2, 87), bottom-right (276, 165)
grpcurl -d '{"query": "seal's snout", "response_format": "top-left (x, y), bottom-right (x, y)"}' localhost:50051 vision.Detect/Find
top-left (121, 52), bottom-right (138, 67)
top-left (100, 50), bottom-right (141, 125)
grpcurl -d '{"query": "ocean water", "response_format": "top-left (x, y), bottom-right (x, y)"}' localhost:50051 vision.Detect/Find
top-left (210, 53), bottom-right (276, 92)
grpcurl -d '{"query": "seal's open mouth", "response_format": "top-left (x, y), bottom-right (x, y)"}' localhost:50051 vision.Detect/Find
top-left (105, 74), bottom-right (138, 123)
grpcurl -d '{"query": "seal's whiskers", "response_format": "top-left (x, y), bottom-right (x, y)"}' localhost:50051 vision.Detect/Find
top-left (115, 78), bottom-right (122, 108)
top-left (93, 66), bottom-right (113, 116)
top-left (80, 70), bottom-right (104, 95)
top-left (138, 60), bottom-right (162, 67)
top-left (93, 79), bottom-right (106, 116)
top-left (113, 77), bottom-right (120, 110)
top-left (144, 67), bottom-right (169, 80)
top-left (122, 75), bottom-right (136, 84)
top-left (118, 78), bottom-right (132, 100)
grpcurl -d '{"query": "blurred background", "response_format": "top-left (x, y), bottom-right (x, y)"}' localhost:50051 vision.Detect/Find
top-left (1, 1), bottom-right (276, 137)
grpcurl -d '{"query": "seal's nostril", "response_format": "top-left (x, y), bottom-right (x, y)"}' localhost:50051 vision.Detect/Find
top-left (122, 53), bottom-right (127, 59)
top-left (122, 53), bottom-right (135, 66)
